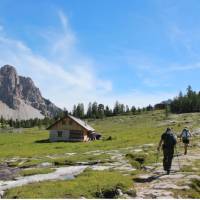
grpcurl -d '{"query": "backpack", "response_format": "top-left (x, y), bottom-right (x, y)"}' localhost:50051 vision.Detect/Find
top-left (163, 132), bottom-right (177, 148)
top-left (182, 129), bottom-right (190, 139)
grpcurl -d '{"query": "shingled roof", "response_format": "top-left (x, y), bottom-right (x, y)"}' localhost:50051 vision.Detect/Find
top-left (47, 115), bottom-right (95, 132)
top-left (68, 115), bottom-right (95, 131)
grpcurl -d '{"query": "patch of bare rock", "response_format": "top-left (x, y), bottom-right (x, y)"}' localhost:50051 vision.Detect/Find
top-left (134, 148), bottom-right (200, 199)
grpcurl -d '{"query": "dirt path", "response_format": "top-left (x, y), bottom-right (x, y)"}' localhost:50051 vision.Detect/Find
top-left (134, 145), bottom-right (200, 199)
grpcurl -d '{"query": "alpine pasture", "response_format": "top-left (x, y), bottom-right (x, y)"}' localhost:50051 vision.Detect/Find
top-left (0, 110), bottom-right (200, 198)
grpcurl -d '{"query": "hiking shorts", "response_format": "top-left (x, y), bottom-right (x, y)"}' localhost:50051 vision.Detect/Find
top-left (182, 138), bottom-right (189, 144)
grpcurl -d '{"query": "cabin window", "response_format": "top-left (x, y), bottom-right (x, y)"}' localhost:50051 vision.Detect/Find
top-left (57, 131), bottom-right (63, 137)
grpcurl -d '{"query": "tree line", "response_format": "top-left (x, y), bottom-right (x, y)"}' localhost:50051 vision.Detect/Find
top-left (71, 101), bottom-right (154, 119)
top-left (170, 85), bottom-right (200, 113)
top-left (0, 116), bottom-right (54, 129)
top-left (0, 101), bottom-right (155, 129)
top-left (1, 85), bottom-right (198, 129)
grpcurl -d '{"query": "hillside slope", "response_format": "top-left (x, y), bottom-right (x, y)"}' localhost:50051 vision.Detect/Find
top-left (0, 111), bottom-right (199, 198)
top-left (0, 100), bottom-right (44, 120)
top-left (0, 65), bottom-right (61, 119)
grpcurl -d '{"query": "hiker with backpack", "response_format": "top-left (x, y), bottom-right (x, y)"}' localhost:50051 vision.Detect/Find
top-left (157, 127), bottom-right (177, 175)
top-left (180, 127), bottom-right (191, 155)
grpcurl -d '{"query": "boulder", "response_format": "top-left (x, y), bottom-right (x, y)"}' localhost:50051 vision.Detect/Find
top-left (126, 189), bottom-right (136, 197)
top-left (116, 189), bottom-right (123, 196)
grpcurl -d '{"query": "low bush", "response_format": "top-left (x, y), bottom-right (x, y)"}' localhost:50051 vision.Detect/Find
top-left (125, 153), bottom-right (147, 169)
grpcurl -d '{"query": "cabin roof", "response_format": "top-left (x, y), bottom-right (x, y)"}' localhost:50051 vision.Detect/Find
top-left (46, 115), bottom-right (95, 132)
top-left (69, 115), bottom-right (95, 131)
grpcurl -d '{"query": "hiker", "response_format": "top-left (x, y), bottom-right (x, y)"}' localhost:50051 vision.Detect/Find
top-left (157, 127), bottom-right (177, 175)
top-left (180, 127), bottom-right (192, 155)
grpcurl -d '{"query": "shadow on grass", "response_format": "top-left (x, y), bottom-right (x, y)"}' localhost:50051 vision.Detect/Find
top-left (34, 139), bottom-right (83, 143)
top-left (34, 139), bottom-right (51, 143)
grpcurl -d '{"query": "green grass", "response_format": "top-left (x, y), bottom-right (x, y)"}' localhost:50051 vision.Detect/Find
top-left (174, 178), bottom-right (200, 199)
top-left (6, 159), bottom-right (45, 168)
top-left (0, 110), bottom-right (178, 160)
top-left (189, 179), bottom-right (200, 198)
top-left (1, 110), bottom-right (200, 198)
top-left (18, 159), bottom-right (45, 168)
top-left (0, 110), bottom-right (198, 167)
top-left (4, 170), bottom-right (134, 199)
top-left (181, 160), bottom-right (200, 174)
top-left (19, 168), bottom-right (55, 176)
top-left (52, 153), bottom-right (110, 166)
top-left (6, 152), bottom-right (111, 168)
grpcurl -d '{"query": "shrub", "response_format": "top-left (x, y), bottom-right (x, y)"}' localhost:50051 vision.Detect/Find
top-left (125, 153), bottom-right (147, 169)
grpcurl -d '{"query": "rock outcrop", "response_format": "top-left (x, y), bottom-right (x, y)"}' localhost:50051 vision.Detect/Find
top-left (0, 65), bottom-right (61, 119)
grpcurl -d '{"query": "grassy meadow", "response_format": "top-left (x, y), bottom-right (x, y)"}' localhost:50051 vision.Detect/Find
top-left (4, 170), bottom-right (134, 199)
top-left (0, 110), bottom-right (195, 160)
top-left (1, 110), bottom-right (200, 198)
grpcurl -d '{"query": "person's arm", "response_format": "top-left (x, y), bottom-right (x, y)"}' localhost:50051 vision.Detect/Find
top-left (157, 139), bottom-right (163, 151)
top-left (180, 131), bottom-right (183, 141)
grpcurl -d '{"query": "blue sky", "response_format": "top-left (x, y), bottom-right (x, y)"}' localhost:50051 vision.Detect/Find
top-left (0, 0), bottom-right (200, 110)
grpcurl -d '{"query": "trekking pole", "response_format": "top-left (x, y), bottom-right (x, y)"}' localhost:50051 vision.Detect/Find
top-left (175, 146), bottom-right (181, 170)
top-left (155, 150), bottom-right (159, 167)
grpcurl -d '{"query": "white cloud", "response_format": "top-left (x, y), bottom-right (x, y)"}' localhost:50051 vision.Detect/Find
top-left (0, 10), bottom-right (176, 111)
top-left (0, 10), bottom-right (114, 110)
top-left (58, 10), bottom-right (70, 31)
top-left (123, 46), bottom-right (200, 89)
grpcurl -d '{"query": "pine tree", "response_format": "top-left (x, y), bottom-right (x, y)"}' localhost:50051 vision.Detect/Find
top-left (76, 103), bottom-right (84, 118)
top-left (146, 104), bottom-right (153, 111)
top-left (0, 116), bottom-right (5, 128)
top-left (105, 105), bottom-right (112, 117)
top-left (113, 101), bottom-right (120, 115)
top-left (98, 104), bottom-right (105, 119)
top-left (119, 104), bottom-right (125, 114)
top-left (72, 105), bottom-right (77, 117)
top-left (137, 107), bottom-right (141, 114)
top-left (170, 86), bottom-right (200, 114)
top-left (92, 102), bottom-right (98, 118)
top-left (125, 105), bottom-right (130, 113)
top-left (131, 106), bottom-right (136, 114)
top-left (87, 102), bottom-right (92, 118)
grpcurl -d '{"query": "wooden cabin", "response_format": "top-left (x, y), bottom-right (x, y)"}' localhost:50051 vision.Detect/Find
top-left (47, 115), bottom-right (95, 142)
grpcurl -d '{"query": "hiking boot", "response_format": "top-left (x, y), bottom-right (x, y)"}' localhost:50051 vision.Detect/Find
top-left (167, 170), bottom-right (170, 175)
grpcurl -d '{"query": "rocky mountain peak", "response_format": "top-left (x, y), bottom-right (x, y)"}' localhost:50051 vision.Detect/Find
top-left (0, 64), bottom-right (17, 74)
top-left (0, 65), bottom-right (62, 119)
top-left (0, 65), bottom-right (19, 88)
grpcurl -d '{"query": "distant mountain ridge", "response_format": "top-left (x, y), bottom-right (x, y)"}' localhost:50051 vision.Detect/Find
top-left (0, 65), bottom-right (62, 120)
